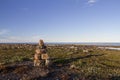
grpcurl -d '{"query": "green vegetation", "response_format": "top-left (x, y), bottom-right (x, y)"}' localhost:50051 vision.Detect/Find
top-left (0, 44), bottom-right (120, 80)
top-left (48, 46), bottom-right (120, 80)
top-left (0, 44), bottom-right (35, 64)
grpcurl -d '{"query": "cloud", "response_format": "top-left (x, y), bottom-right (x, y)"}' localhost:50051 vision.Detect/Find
top-left (0, 29), bottom-right (9, 35)
top-left (0, 31), bottom-right (46, 43)
top-left (7, 36), bottom-right (30, 42)
top-left (30, 35), bottom-right (47, 42)
top-left (0, 29), bottom-right (10, 43)
top-left (0, 35), bottom-right (45, 43)
top-left (87, 0), bottom-right (97, 5)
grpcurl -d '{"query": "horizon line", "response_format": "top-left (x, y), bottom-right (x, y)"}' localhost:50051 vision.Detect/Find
top-left (0, 42), bottom-right (120, 43)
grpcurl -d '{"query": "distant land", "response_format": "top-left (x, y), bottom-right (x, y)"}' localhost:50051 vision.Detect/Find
top-left (46, 42), bottom-right (120, 46)
top-left (0, 42), bottom-right (120, 46)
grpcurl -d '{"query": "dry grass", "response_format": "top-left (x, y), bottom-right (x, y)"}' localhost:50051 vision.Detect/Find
top-left (0, 44), bottom-right (120, 80)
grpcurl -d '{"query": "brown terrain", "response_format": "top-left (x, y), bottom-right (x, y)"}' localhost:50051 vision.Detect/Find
top-left (0, 43), bottom-right (120, 80)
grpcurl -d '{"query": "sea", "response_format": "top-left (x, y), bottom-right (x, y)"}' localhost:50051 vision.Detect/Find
top-left (0, 42), bottom-right (120, 50)
top-left (46, 42), bottom-right (120, 46)
top-left (0, 42), bottom-right (120, 46)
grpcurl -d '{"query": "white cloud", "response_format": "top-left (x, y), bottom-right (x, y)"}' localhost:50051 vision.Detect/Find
top-left (0, 35), bottom-right (45, 43)
top-left (0, 29), bottom-right (9, 35)
top-left (7, 36), bottom-right (32, 42)
top-left (87, 0), bottom-right (97, 5)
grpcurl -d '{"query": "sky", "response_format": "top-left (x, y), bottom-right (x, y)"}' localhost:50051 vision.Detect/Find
top-left (0, 0), bottom-right (120, 43)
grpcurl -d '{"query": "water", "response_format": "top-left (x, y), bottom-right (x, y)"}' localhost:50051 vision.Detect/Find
top-left (99, 47), bottom-right (120, 51)
top-left (0, 42), bottom-right (120, 46)
top-left (105, 47), bottom-right (120, 50)
top-left (46, 42), bottom-right (120, 46)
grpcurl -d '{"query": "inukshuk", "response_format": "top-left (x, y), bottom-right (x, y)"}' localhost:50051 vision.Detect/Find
top-left (34, 40), bottom-right (49, 66)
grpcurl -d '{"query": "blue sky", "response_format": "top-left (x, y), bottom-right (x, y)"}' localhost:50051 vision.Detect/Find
top-left (0, 0), bottom-right (120, 42)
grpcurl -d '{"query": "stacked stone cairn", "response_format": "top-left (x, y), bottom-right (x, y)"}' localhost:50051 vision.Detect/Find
top-left (34, 39), bottom-right (50, 67)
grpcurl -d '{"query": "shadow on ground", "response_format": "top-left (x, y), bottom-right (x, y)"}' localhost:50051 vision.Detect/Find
top-left (53, 54), bottom-right (104, 65)
top-left (1, 53), bottom-right (117, 80)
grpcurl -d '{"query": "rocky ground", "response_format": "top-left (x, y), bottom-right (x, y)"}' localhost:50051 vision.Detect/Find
top-left (0, 44), bottom-right (120, 80)
top-left (0, 61), bottom-right (77, 80)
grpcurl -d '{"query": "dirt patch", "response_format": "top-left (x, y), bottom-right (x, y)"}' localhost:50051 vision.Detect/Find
top-left (0, 61), bottom-right (78, 80)
top-left (0, 61), bottom-right (50, 80)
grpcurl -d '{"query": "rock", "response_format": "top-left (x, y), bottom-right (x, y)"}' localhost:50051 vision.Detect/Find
top-left (70, 64), bottom-right (76, 69)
